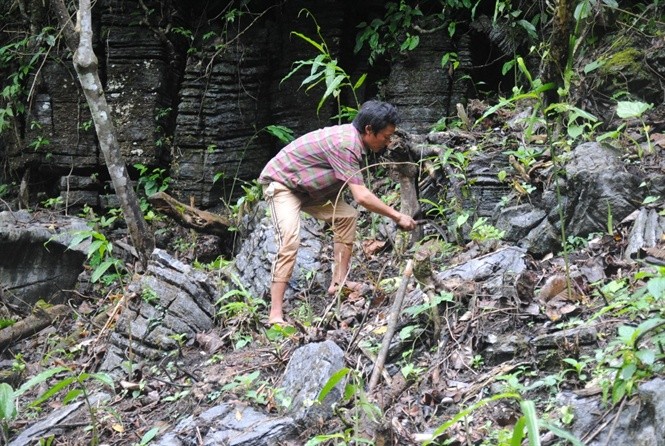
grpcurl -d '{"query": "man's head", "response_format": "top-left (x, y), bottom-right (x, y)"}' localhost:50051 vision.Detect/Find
top-left (353, 100), bottom-right (401, 153)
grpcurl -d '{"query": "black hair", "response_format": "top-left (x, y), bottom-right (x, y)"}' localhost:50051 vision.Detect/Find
top-left (352, 100), bottom-right (401, 135)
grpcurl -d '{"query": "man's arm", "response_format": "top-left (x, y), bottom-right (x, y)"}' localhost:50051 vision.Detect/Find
top-left (348, 183), bottom-right (417, 230)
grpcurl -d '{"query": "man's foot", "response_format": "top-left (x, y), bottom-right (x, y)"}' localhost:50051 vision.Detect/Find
top-left (327, 281), bottom-right (370, 295)
top-left (264, 317), bottom-right (295, 330)
top-left (268, 316), bottom-right (286, 325)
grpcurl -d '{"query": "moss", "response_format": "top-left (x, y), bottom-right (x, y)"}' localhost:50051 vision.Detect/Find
top-left (599, 47), bottom-right (643, 75)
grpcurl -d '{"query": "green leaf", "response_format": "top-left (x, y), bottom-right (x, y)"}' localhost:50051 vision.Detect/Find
top-left (87, 239), bottom-right (105, 258)
top-left (539, 420), bottom-right (584, 445)
top-left (425, 393), bottom-right (521, 445)
top-left (0, 383), bottom-right (16, 421)
top-left (67, 232), bottom-right (92, 249)
top-left (305, 433), bottom-right (345, 446)
top-left (520, 400), bottom-right (541, 446)
top-left (88, 372), bottom-right (115, 389)
top-left (139, 427), bottom-right (160, 445)
top-left (353, 73), bottom-right (367, 90)
top-left (584, 60), bottom-right (603, 74)
top-left (15, 366), bottom-right (69, 396)
top-left (62, 388), bottom-right (83, 404)
top-left (502, 59), bottom-right (516, 76)
top-left (616, 101), bottom-right (651, 119)
top-left (635, 349), bottom-right (656, 366)
top-left (91, 259), bottom-right (116, 283)
top-left (620, 363), bottom-right (637, 381)
top-left (290, 31), bottom-right (324, 54)
top-left (567, 124), bottom-right (585, 139)
top-left (399, 324), bottom-right (417, 340)
top-left (317, 368), bottom-right (350, 403)
top-left (574, 1), bottom-right (591, 20)
top-left (516, 57), bottom-right (532, 84)
top-left (448, 21), bottom-right (456, 38)
top-left (647, 277), bottom-right (665, 298)
top-left (264, 125), bottom-right (295, 144)
top-left (518, 19), bottom-right (537, 39)
top-left (510, 416), bottom-right (526, 446)
top-left (617, 325), bottom-right (637, 346)
top-left (30, 376), bottom-right (77, 407)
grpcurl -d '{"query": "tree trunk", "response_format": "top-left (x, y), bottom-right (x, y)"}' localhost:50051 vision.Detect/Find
top-left (51, 0), bottom-right (154, 268)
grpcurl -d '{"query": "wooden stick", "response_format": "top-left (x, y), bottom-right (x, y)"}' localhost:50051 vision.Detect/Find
top-left (368, 260), bottom-right (413, 392)
top-left (0, 304), bottom-right (69, 350)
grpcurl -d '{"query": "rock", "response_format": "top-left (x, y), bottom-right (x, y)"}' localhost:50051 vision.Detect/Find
top-left (559, 377), bottom-right (665, 446)
top-left (561, 142), bottom-right (642, 237)
top-left (230, 204), bottom-right (326, 303)
top-left (152, 341), bottom-right (345, 445)
top-left (436, 246), bottom-right (527, 295)
top-left (496, 204), bottom-right (547, 242)
top-left (8, 393), bottom-right (111, 446)
top-left (0, 210), bottom-right (89, 310)
top-left (280, 340), bottom-right (346, 424)
top-left (100, 249), bottom-right (218, 373)
top-left (154, 404), bottom-right (297, 446)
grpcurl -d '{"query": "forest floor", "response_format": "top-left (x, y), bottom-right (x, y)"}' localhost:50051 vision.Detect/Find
top-left (3, 106), bottom-right (665, 445)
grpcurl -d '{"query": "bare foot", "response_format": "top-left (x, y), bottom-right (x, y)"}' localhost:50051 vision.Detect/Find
top-left (327, 281), bottom-right (367, 295)
top-left (268, 317), bottom-right (286, 325)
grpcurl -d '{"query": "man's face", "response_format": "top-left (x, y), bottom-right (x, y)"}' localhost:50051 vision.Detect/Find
top-left (362, 124), bottom-right (396, 153)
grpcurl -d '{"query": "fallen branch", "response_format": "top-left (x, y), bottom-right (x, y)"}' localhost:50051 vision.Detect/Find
top-left (147, 191), bottom-right (232, 236)
top-left (0, 304), bottom-right (70, 350)
top-left (369, 259), bottom-right (413, 392)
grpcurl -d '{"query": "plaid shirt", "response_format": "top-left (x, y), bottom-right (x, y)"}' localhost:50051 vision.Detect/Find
top-left (259, 123), bottom-right (366, 200)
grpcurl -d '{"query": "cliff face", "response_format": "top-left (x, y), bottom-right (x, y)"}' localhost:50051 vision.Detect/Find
top-left (0, 0), bottom-right (481, 210)
top-left (1, 1), bottom-right (663, 211)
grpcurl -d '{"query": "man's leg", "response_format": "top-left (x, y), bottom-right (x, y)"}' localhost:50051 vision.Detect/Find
top-left (265, 183), bottom-right (302, 324)
top-left (269, 281), bottom-right (288, 324)
top-left (329, 241), bottom-right (355, 294)
top-left (304, 199), bottom-right (358, 294)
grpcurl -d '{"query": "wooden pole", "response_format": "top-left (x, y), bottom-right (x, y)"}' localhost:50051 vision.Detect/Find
top-left (368, 259), bottom-right (413, 392)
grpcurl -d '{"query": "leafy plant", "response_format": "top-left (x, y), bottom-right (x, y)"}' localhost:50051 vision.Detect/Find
top-left (65, 229), bottom-right (126, 284)
top-left (134, 163), bottom-right (171, 197)
top-left (306, 367), bottom-right (381, 446)
top-left (216, 280), bottom-right (265, 349)
top-left (423, 393), bottom-right (583, 446)
top-left (0, 27), bottom-right (57, 134)
top-left (133, 427), bottom-right (160, 446)
top-left (264, 124), bottom-right (295, 145)
top-left (41, 196), bottom-right (63, 209)
top-left (283, 9), bottom-right (366, 119)
top-left (470, 217), bottom-right (505, 242)
top-left (0, 367), bottom-right (114, 445)
top-left (220, 370), bottom-right (275, 406)
top-left (598, 318), bottom-right (665, 405)
top-left (354, 1), bottom-right (424, 65)
top-left (598, 100), bottom-right (654, 158)
top-left (0, 182), bottom-right (11, 198)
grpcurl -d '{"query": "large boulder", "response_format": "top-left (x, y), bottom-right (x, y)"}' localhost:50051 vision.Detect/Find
top-left (0, 210), bottom-right (89, 310)
top-left (100, 249), bottom-right (218, 373)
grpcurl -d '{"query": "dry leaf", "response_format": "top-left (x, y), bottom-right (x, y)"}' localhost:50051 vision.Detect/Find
top-left (362, 239), bottom-right (387, 257)
top-left (538, 275), bottom-right (568, 302)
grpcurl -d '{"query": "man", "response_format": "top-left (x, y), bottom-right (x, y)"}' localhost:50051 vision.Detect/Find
top-left (259, 100), bottom-right (417, 325)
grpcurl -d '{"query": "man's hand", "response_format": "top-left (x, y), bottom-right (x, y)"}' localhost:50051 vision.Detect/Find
top-left (395, 213), bottom-right (417, 231)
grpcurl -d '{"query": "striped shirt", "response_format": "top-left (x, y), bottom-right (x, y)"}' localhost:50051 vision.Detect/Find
top-left (259, 123), bottom-right (366, 200)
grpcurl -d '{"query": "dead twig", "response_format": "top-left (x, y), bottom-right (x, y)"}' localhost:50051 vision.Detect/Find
top-left (368, 259), bottom-right (413, 392)
top-left (0, 304), bottom-right (70, 350)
